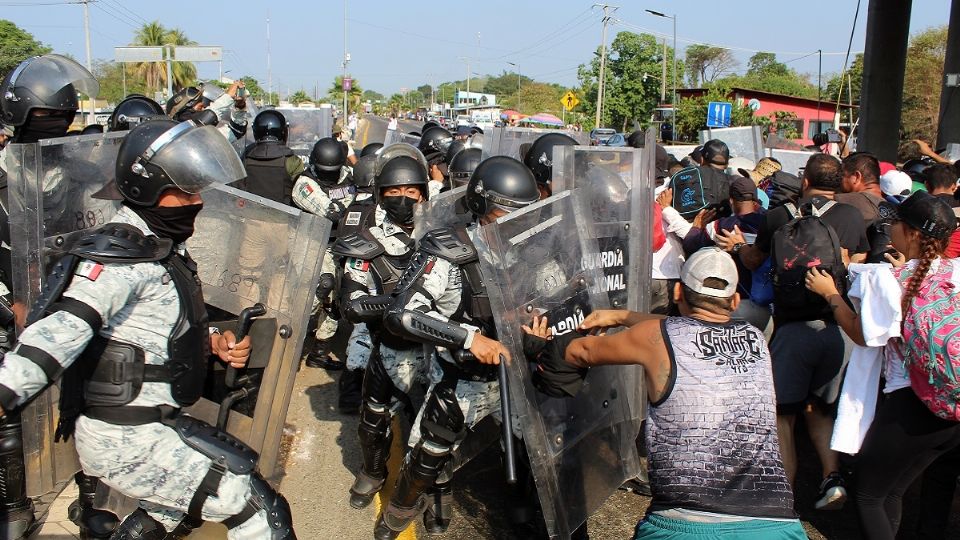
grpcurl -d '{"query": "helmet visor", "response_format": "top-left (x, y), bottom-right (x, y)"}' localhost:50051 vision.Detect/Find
top-left (7, 54), bottom-right (99, 101)
top-left (375, 143), bottom-right (429, 177)
top-left (149, 123), bottom-right (246, 193)
top-left (200, 82), bottom-right (225, 103)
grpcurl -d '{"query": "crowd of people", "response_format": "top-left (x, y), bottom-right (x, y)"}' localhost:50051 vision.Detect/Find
top-left (0, 53), bottom-right (957, 540)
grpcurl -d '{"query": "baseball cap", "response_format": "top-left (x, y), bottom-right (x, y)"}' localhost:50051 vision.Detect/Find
top-left (728, 156), bottom-right (755, 176)
top-left (890, 190), bottom-right (957, 240)
top-left (740, 157), bottom-right (783, 184)
top-left (680, 247), bottom-right (739, 298)
top-left (702, 139), bottom-right (730, 166)
top-left (880, 169), bottom-right (913, 197)
top-left (730, 176), bottom-right (758, 202)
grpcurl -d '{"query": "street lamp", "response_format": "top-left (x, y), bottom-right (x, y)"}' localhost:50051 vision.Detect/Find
top-left (646, 9), bottom-right (677, 109)
top-left (507, 61), bottom-right (521, 112)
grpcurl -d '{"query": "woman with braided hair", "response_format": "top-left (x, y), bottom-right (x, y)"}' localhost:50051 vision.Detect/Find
top-left (806, 190), bottom-right (960, 540)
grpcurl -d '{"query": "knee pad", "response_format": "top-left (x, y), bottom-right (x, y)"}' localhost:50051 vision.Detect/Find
top-left (111, 509), bottom-right (166, 540)
top-left (420, 378), bottom-right (465, 447)
top-left (69, 472), bottom-right (118, 538)
top-left (357, 400), bottom-right (393, 480)
top-left (362, 353), bottom-right (394, 407)
top-left (224, 474), bottom-right (295, 540)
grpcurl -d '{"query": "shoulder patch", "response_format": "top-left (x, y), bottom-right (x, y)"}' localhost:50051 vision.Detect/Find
top-left (348, 258), bottom-right (370, 272)
top-left (75, 260), bottom-right (104, 281)
top-left (298, 182), bottom-right (314, 198)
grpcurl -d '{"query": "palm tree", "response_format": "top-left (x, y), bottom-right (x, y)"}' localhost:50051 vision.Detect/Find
top-left (131, 21), bottom-right (198, 95)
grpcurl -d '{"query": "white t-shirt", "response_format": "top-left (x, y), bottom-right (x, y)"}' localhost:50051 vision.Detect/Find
top-left (387, 118), bottom-right (398, 131)
top-left (652, 206), bottom-right (692, 280)
top-left (846, 263), bottom-right (909, 392)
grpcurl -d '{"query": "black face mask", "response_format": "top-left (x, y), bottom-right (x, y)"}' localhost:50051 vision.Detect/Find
top-left (129, 203), bottom-right (204, 244)
top-left (381, 195), bottom-right (417, 225)
top-left (15, 114), bottom-right (72, 144)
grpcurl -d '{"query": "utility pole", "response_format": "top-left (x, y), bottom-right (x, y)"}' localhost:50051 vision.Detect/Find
top-left (267, 11), bottom-right (272, 105)
top-left (647, 10), bottom-right (676, 108)
top-left (342, 0), bottom-right (349, 120)
top-left (661, 38), bottom-right (667, 102)
top-left (82, 0), bottom-right (94, 123)
top-left (507, 61), bottom-right (521, 112)
top-left (594, 4), bottom-right (617, 128)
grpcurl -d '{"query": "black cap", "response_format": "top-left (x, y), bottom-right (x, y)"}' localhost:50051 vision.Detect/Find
top-left (702, 139), bottom-right (730, 166)
top-left (729, 176), bottom-right (758, 202)
top-left (892, 190), bottom-right (957, 240)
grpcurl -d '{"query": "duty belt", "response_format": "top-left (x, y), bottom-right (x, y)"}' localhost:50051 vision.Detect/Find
top-left (83, 404), bottom-right (181, 426)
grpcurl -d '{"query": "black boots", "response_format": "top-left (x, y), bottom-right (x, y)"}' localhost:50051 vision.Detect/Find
top-left (304, 339), bottom-right (342, 370)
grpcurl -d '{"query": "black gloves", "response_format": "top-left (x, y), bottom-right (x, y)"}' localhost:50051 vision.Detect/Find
top-left (525, 330), bottom-right (589, 398)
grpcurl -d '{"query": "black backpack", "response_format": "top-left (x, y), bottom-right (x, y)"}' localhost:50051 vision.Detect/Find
top-left (766, 171), bottom-right (802, 210)
top-left (770, 200), bottom-right (847, 321)
top-left (670, 166), bottom-right (730, 220)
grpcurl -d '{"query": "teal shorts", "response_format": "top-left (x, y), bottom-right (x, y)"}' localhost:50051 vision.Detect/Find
top-left (634, 514), bottom-right (807, 540)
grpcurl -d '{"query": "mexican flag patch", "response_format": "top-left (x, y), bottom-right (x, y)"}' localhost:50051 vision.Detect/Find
top-left (350, 258), bottom-right (369, 271)
top-left (75, 260), bottom-right (104, 281)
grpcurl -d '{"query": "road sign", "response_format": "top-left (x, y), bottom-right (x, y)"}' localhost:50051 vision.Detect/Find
top-left (561, 91), bottom-right (579, 111)
top-left (706, 101), bottom-right (732, 128)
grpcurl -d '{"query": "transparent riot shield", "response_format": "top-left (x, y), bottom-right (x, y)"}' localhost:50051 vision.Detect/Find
top-left (551, 140), bottom-right (655, 313)
top-left (477, 190), bottom-right (644, 538)
top-left (383, 129), bottom-right (421, 147)
top-left (411, 185), bottom-right (471, 240)
top-left (185, 184), bottom-right (329, 476)
top-left (276, 107), bottom-right (334, 157)
top-left (481, 127), bottom-right (589, 161)
top-left (5, 133), bottom-right (126, 500)
top-left (767, 148), bottom-right (814, 177)
top-left (698, 125), bottom-right (764, 163)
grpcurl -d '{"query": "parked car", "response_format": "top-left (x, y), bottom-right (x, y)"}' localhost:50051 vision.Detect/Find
top-left (602, 133), bottom-right (627, 147)
top-left (589, 127), bottom-right (616, 145)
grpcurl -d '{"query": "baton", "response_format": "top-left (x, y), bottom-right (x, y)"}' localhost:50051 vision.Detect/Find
top-left (223, 303), bottom-right (266, 389)
top-left (498, 354), bottom-right (517, 485)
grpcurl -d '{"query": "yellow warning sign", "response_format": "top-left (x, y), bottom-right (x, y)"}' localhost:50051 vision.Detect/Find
top-left (561, 91), bottom-right (579, 111)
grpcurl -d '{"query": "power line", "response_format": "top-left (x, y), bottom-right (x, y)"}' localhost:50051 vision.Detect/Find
top-left (91, 2), bottom-right (139, 29)
top-left (481, 6), bottom-right (594, 61)
top-left (0, 1), bottom-right (82, 5)
top-left (101, 0), bottom-right (148, 25)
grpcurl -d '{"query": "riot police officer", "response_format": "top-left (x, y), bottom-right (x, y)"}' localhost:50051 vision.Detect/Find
top-left (0, 119), bottom-right (296, 539)
top-left (375, 156), bottom-right (540, 539)
top-left (329, 147), bottom-right (433, 505)
top-left (0, 54), bottom-right (97, 539)
top-left (418, 126), bottom-right (454, 182)
top-left (447, 147), bottom-right (481, 189)
top-left (107, 94), bottom-right (164, 132)
top-left (234, 110), bottom-right (305, 205)
top-left (292, 137), bottom-right (357, 369)
top-left (166, 81), bottom-right (248, 142)
top-left (522, 132), bottom-right (578, 198)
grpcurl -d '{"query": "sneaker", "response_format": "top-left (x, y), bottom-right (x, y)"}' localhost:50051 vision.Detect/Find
top-left (814, 472), bottom-right (847, 510)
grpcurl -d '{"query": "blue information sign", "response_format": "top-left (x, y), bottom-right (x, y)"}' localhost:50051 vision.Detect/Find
top-left (706, 101), bottom-right (732, 128)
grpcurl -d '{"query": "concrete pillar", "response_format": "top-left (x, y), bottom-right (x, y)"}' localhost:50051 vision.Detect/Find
top-left (936, 0), bottom-right (960, 149)
top-left (859, 0), bottom-right (912, 162)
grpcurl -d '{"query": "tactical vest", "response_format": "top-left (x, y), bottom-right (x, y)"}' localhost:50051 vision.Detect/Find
top-left (238, 141), bottom-right (297, 206)
top-left (29, 224), bottom-right (211, 428)
top-left (305, 168), bottom-right (356, 237)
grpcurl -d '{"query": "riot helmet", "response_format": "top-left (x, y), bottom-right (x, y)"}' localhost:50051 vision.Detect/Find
top-left (418, 126), bottom-right (453, 161)
top-left (902, 158), bottom-right (935, 184)
top-left (445, 139), bottom-right (466, 164)
top-left (108, 94), bottom-right (164, 132)
top-left (352, 154), bottom-right (377, 188)
top-left (98, 119), bottom-right (246, 207)
top-left (80, 123), bottom-right (104, 135)
top-left (252, 109), bottom-right (288, 143)
top-left (376, 155), bottom-right (429, 226)
top-left (584, 162), bottom-right (630, 221)
top-left (360, 142), bottom-right (383, 157)
top-left (0, 54), bottom-right (97, 128)
top-left (309, 137), bottom-right (346, 179)
top-left (448, 147), bottom-right (481, 188)
top-left (374, 143), bottom-right (429, 181)
top-left (466, 156), bottom-right (540, 217)
top-left (523, 133), bottom-right (578, 187)
top-left (165, 86), bottom-right (203, 121)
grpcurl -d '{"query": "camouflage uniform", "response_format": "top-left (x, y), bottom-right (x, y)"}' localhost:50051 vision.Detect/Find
top-left (0, 207), bottom-right (284, 538)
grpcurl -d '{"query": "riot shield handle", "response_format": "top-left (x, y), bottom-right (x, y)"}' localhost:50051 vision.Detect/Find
top-left (224, 303), bottom-right (267, 389)
top-left (498, 354), bottom-right (517, 485)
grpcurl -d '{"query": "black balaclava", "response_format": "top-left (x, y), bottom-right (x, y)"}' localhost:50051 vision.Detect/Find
top-left (380, 195), bottom-right (417, 225)
top-left (15, 111), bottom-right (73, 143)
top-left (127, 202), bottom-right (204, 244)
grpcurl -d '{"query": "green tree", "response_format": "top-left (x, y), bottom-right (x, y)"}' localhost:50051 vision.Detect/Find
top-left (715, 52), bottom-right (817, 99)
top-left (674, 86), bottom-right (756, 142)
top-left (130, 21), bottom-right (197, 94)
top-left (387, 93), bottom-right (404, 114)
top-left (328, 74), bottom-right (363, 111)
top-left (0, 20), bottom-right (51, 78)
top-left (483, 71), bottom-right (534, 106)
top-left (289, 90), bottom-right (312, 105)
top-left (362, 89), bottom-right (384, 103)
top-left (902, 25), bottom-right (947, 141)
top-left (578, 31), bottom-right (682, 130)
top-left (92, 60), bottom-right (146, 104)
top-left (685, 45), bottom-right (737, 87)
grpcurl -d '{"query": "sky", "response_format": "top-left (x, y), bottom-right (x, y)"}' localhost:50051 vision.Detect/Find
top-left (0, 0), bottom-right (952, 100)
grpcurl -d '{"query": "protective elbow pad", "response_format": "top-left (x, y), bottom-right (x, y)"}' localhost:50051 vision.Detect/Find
top-left (342, 294), bottom-right (392, 324)
top-left (384, 308), bottom-right (468, 350)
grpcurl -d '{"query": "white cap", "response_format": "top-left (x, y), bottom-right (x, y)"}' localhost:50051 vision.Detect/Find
top-left (880, 170), bottom-right (913, 197)
top-left (680, 247), bottom-right (739, 298)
